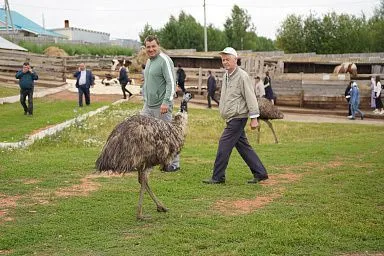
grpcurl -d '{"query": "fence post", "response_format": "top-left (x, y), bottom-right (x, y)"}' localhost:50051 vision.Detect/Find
top-left (62, 57), bottom-right (67, 82)
top-left (300, 72), bottom-right (304, 108)
top-left (198, 67), bottom-right (202, 95)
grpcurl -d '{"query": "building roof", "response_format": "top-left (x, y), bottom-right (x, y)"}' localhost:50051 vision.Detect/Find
top-left (0, 8), bottom-right (65, 38)
top-left (0, 36), bottom-right (27, 51)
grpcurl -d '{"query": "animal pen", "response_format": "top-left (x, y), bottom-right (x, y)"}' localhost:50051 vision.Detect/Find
top-left (1, 47), bottom-right (384, 110)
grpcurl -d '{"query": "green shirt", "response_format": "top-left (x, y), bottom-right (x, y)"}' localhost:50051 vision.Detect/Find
top-left (143, 52), bottom-right (176, 108)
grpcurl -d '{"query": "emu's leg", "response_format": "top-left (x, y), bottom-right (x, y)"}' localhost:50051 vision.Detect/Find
top-left (264, 120), bottom-right (279, 144)
top-left (143, 170), bottom-right (168, 213)
top-left (137, 170), bottom-right (147, 220)
top-left (256, 121), bottom-right (261, 144)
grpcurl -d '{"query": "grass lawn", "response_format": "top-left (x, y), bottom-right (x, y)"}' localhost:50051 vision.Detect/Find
top-left (0, 102), bottom-right (383, 256)
top-left (0, 97), bottom-right (111, 142)
top-left (0, 84), bottom-right (19, 98)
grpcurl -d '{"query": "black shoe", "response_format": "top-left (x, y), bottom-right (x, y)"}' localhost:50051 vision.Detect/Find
top-left (247, 176), bottom-right (269, 184)
top-left (361, 115), bottom-right (364, 120)
top-left (162, 165), bottom-right (180, 172)
top-left (202, 179), bottom-right (225, 184)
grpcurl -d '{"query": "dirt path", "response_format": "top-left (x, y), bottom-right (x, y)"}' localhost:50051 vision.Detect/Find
top-left (46, 90), bottom-right (384, 126)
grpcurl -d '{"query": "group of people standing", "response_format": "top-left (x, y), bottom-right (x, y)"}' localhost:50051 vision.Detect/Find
top-left (344, 76), bottom-right (384, 120)
top-left (371, 76), bottom-right (384, 114)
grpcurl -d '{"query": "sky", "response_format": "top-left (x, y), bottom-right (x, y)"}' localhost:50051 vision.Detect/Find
top-left (2, 0), bottom-right (380, 41)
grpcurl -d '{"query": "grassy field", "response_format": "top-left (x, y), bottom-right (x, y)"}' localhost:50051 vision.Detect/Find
top-left (0, 101), bottom-right (383, 256)
top-left (0, 97), bottom-right (112, 142)
top-left (0, 84), bottom-right (19, 98)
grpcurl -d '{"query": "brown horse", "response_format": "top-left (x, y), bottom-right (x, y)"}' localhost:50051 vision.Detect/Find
top-left (333, 62), bottom-right (357, 77)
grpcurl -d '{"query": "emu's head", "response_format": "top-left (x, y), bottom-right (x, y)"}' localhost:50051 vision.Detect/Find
top-left (180, 92), bottom-right (192, 113)
top-left (173, 92), bottom-right (192, 135)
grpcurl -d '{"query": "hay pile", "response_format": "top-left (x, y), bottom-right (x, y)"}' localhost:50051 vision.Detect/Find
top-left (129, 46), bottom-right (167, 72)
top-left (44, 46), bottom-right (69, 57)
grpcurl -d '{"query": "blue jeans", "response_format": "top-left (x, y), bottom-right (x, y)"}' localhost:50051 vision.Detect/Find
top-left (351, 104), bottom-right (363, 119)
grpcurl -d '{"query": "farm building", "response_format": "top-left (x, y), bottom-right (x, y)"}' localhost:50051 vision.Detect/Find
top-left (51, 20), bottom-right (110, 44)
top-left (0, 36), bottom-right (26, 51)
top-left (0, 8), bottom-right (65, 38)
top-left (166, 50), bottom-right (384, 109)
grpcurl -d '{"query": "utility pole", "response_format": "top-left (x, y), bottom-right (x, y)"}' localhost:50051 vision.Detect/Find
top-left (4, 0), bottom-right (15, 32)
top-left (203, 0), bottom-right (207, 52)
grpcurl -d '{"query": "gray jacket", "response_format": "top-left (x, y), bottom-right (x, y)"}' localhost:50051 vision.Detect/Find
top-left (219, 67), bottom-right (260, 122)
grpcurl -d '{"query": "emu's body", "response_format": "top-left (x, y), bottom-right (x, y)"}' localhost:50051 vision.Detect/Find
top-left (96, 94), bottom-right (190, 220)
top-left (256, 97), bottom-right (284, 144)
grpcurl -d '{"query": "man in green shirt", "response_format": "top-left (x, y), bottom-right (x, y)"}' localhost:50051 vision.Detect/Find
top-left (141, 35), bottom-right (179, 172)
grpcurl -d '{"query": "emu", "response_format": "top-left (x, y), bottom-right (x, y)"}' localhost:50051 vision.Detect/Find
top-left (96, 93), bottom-right (192, 220)
top-left (256, 97), bottom-right (284, 144)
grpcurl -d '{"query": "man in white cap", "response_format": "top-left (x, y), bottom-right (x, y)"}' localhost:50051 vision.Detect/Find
top-left (203, 47), bottom-right (269, 184)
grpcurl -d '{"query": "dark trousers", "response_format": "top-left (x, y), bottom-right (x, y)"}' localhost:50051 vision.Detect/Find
top-left (347, 99), bottom-right (351, 115)
top-left (376, 96), bottom-right (383, 109)
top-left (20, 88), bottom-right (34, 114)
top-left (78, 85), bottom-right (90, 106)
top-left (121, 83), bottom-right (132, 98)
top-left (207, 92), bottom-right (219, 108)
top-left (178, 80), bottom-right (186, 92)
top-left (212, 118), bottom-right (268, 182)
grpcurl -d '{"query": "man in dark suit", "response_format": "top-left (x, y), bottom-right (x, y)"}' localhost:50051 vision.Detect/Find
top-left (207, 70), bottom-right (219, 108)
top-left (74, 63), bottom-right (94, 107)
top-left (118, 61), bottom-right (133, 99)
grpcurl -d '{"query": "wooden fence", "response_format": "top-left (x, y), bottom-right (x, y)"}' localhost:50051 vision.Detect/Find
top-left (0, 49), bottom-right (116, 87)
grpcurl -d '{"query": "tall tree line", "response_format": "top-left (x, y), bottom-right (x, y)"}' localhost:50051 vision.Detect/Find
top-left (139, 5), bottom-right (275, 52)
top-left (139, 2), bottom-right (383, 54)
top-left (276, 1), bottom-right (384, 53)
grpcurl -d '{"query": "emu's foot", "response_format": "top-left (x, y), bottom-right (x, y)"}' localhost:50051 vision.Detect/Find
top-left (137, 214), bottom-right (151, 221)
top-left (157, 205), bottom-right (168, 212)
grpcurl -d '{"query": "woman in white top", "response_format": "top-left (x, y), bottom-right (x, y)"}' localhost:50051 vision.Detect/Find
top-left (254, 76), bottom-right (265, 98)
top-left (374, 76), bottom-right (384, 114)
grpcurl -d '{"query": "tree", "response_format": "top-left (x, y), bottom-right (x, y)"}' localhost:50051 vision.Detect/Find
top-left (139, 24), bottom-right (158, 45)
top-left (206, 25), bottom-right (227, 51)
top-left (275, 14), bottom-right (305, 53)
top-left (159, 11), bottom-right (204, 50)
top-left (224, 5), bottom-right (253, 50)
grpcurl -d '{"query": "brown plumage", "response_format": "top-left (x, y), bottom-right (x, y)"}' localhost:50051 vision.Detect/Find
top-left (96, 93), bottom-right (191, 220)
top-left (256, 97), bottom-right (284, 144)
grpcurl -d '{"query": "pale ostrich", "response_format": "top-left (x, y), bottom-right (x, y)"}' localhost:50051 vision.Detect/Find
top-left (256, 97), bottom-right (284, 144)
top-left (96, 93), bottom-right (192, 220)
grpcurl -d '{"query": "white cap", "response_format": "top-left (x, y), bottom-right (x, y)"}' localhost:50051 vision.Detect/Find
top-left (220, 47), bottom-right (238, 58)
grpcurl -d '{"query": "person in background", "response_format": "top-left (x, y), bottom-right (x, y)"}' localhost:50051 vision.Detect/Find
top-left (207, 70), bottom-right (219, 108)
top-left (264, 71), bottom-right (275, 104)
top-left (349, 81), bottom-right (364, 120)
top-left (176, 64), bottom-right (186, 93)
top-left (74, 63), bottom-right (94, 107)
top-left (370, 76), bottom-right (376, 111)
top-left (373, 76), bottom-right (384, 114)
top-left (140, 63), bottom-right (146, 95)
top-left (15, 62), bottom-right (38, 116)
top-left (345, 81), bottom-right (352, 118)
top-left (254, 76), bottom-right (265, 98)
top-left (203, 47), bottom-right (268, 184)
top-left (141, 35), bottom-right (180, 172)
top-left (118, 62), bottom-right (133, 99)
